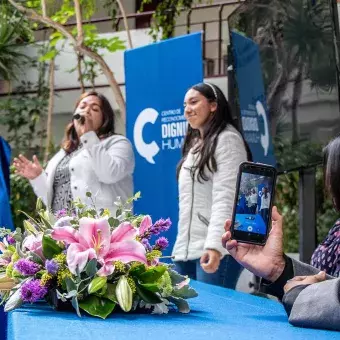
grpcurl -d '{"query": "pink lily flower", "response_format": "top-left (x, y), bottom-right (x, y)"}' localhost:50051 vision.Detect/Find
top-left (51, 218), bottom-right (147, 276)
top-left (139, 215), bottom-right (152, 237)
top-left (22, 234), bottom-right (44, 259)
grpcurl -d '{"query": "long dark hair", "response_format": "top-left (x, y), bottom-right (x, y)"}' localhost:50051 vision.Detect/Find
top-left (177, 83), bottom-right (252, 182)
top-left (62, 91), bottom-right (115, 153)
top-left (324, 135), bottom-right (340, 211)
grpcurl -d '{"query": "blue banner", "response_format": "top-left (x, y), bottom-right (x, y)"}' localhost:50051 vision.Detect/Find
top-left (0, 136), bottom-right (14, 230)
top-left (231, 31), bottom-right (276, 166)
top-left (125, 33), bottom-right (203, 255)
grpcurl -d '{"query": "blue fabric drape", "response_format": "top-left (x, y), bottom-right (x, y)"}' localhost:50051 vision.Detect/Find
top-left (6, 281), bottom-right (339, 340)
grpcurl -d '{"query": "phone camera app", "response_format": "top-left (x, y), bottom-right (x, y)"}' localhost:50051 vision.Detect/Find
top-left (234, 172), bottom-right (273, 235)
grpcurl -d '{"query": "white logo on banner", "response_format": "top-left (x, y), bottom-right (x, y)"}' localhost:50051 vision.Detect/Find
top-left (134, 107), bottom-right (188, 165)
top-left (133, 108), bottom-right (160, 164)
top-left (256, 101), bottom-right (269, 156)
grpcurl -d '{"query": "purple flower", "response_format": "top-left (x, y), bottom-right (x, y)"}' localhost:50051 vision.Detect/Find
top-left (45, 259), bottom-right (59, 275)
top-left (154, 237), bottom-right (169, 251)
top-left (20, 279), bottom-right (48, 303)
top-left (55, 209), bottom-right (67, 219)
top-left (141, 239), bottom-right (152, 251)
top-left (150, 218), bottom-right (172, 235)
top-left (6, 236), bottom-right (15, 245)
top-left (14, 259), bottom-right (40, 276)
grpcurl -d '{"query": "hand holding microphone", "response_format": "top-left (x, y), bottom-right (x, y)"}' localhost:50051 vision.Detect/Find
top-left (73, 112), bottom-right (86, 124)
top-left (73, 110), bottom-right (95, 137)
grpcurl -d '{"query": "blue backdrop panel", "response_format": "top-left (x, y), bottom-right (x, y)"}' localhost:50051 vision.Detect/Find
top-left (0, 137), bottom-right (13, 230)
top-left (231, 31), bottom-right (276, 166)
top-left (125, 33), bottom-right (203, 255)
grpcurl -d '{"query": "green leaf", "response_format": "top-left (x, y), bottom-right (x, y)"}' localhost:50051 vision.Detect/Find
top-left (101, 283), bottom-right (117, 302)
top-left (108, 217), bottom-right (119, 228)
top-left (39, 49), bottom-right (57, 62)
top-left (42, 235), bottom-right (63, 259)
top-left (86, 192), bottom-right (92, 198)
top-left (36, 197), bottom-right (43, 210)
top-left (115, 209), bottom-right (122, 217)
top-left (139, 283), bottom-right (160, 292)
top-left (23, 220), bottom-right (38, 235)
top-left (65, 277), bottom-right (77, 293)
top-left (139, 266), bottom-right (167, 283)
top-left (173, 285), bottom-right (198, 299)
top-left (85, 258), bottom-right (98, 277)
top-left (115, 276), bottom-right (133, 312)
top-left (72, 296), bottom-right (82, 317)
top-left (129, 264), bottom-right (146, 278)
top-left (28, 251), bottom-right (44, 265)
top-left (168, 296), bottom-right (190, 313)
top-left (135, 284), bottom-right (162, 304)
top-left (88, 277), bottom-right (107, 294)
top-left (168, 269), bottom-right (187, 285)
top-left (4, 289), bottom-right (23, 312)
top-left (79, 296), bottom-right (115, 319)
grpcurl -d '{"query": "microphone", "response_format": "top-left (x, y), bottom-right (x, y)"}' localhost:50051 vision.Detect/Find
top-left (73, 111), bottom-right (86, 124)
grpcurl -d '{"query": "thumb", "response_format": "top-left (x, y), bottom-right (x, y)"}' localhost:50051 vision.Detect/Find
top-left (270, 206), bottom-right (283, 235)
top-left (200, 252), bottom-right (209, 265)
top-left (32, 155), bottom-right (41, 167)
top-left (315, 271), bottom-right (326, 282)
top-left (271, 206), bottom-right (281, 222)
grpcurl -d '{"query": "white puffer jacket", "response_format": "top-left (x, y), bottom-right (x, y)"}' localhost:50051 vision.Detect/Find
top-left (172, 126), bottom-right (247, 261)
top-left (30, 131), bottom-right (134, 215)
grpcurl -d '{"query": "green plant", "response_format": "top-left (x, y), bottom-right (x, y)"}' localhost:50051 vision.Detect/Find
top-left (0, 75), bottom-right (49, 154)
top-left (9, 167), bottom-right (37, 230)
top-left (0, 5), bottom-right (31, 81)
top-left (275, 166), bottom-right (340, 253)
top-left (0, 44), bottom-right (49, 229)
top-left (273, 136), bottom-right (340, 253)
top-left (139, 0), bottom-right (205, 41)
top-left (9, 0), bottom-right (127, 119)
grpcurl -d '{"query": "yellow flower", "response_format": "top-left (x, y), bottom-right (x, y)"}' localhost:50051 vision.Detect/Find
top-left (113, 261), bottom-right (126, 273)
top-left (5, 263), bottom-right (13, 278)
top-left (41, 272), bottom-right (53, 286)
top-left (146, 250), bottom-right (162, 262)
top-left (158, 271), bottom-right (172, 297)
top-left (11, 252), bottom-right (20, 263)
top-left (102, 209), bottom-right (111, 217)
top-left (57, 268), bottom-right (72, 286)
top-left (127, 277), bottom-right (136, 294)
top-left (54, 253), bottom-right (67, 267)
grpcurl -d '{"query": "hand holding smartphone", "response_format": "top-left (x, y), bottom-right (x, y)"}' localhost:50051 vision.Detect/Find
top-left (231, 162), bottom-right (277, 245)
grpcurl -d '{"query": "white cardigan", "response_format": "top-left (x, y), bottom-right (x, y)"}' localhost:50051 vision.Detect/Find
top-left (30, 131), bottom-right (135, 215)
top-left (172, 126), bottom-right (247, 261)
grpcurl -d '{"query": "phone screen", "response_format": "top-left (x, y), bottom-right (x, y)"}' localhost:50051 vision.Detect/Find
top-left (232, 163), bottom-right (276, 244)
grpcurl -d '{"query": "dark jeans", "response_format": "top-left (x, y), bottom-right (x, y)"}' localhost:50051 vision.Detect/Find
top-left (174, 255), bottom-right (243, 289)
top-left (261, 208), bottom-right (269, 223)
top-left (250, 204), bottom-right (257, 214)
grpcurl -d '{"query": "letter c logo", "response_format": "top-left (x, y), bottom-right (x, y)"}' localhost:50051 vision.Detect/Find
top-left (133, 108), bottom-right (160, 164)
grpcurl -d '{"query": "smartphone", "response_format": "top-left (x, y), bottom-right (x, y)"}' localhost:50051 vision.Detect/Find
top-left (231, 162), bottom-right (277, 245)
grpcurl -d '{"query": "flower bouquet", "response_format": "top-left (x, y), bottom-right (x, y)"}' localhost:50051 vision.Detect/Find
top-left (0, 192), bottom-right (197, 319)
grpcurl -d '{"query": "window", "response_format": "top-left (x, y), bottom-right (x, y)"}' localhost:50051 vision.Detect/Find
top-left (135, 0), bottom-right (162, 29)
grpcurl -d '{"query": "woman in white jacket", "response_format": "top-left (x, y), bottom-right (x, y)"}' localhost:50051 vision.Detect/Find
top-left (172, 83), bottom-right (251, 288)
top-left (13, 91), bottom-right (134, 215)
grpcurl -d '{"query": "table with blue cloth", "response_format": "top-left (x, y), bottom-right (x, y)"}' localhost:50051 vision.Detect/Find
top-left (6, 281), bottom-right (339, 340)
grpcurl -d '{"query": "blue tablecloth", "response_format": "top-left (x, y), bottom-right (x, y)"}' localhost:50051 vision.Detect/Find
top-left (6, 281), bottom-right (339, 340)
